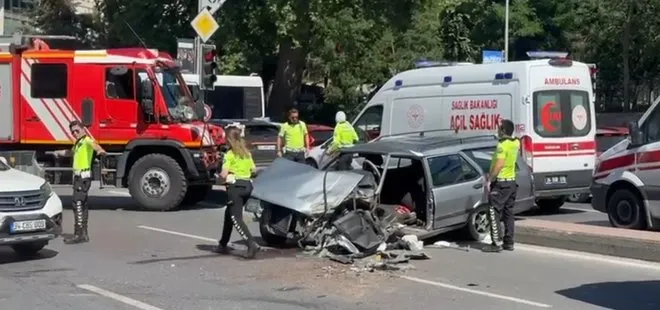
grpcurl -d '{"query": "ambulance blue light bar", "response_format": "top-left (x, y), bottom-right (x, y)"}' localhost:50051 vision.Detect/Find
top-left (495, 72), bottom-right (513, 80)
top-left (526, 51), bottom-right (569, 59)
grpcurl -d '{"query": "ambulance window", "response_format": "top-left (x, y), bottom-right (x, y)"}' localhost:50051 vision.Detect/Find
top-left (642, 109), bottom-right (660, 143)
top-left (533, 90), bottom-right (591, 137)
top-left (31, 63), bottom-right (67, 98)
top-left (105, 68), bottom-right (135, 100)
top-left (354, 105), bottom-right (383, 142)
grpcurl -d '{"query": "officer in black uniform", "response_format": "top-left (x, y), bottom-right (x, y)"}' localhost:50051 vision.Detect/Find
top-left (483, 119), bottom-right (520, 253)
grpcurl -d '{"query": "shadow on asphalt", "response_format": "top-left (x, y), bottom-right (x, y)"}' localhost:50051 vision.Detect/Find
top-left (519, 207), bottom-right (587, 217)
top-left (57, 187), bottom-right (230, 211)
top-left (0, 247), bottom-right (58, 265)
top-left (556, 281), bottom-right (660, 310)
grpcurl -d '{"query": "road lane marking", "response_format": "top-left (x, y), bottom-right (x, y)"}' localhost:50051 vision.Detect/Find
top-left (77, 284), bottom-right (163, 310)
top-left (399, 276), bottom-right (552, 308)
top-left (516, 243), bottom-right (660, 271)
top-left (137, 225), bottom-right (216, 242)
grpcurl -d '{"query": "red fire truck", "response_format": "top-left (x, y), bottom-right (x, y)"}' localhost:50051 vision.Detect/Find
top-left (0, 35), bottom-right (224, 211)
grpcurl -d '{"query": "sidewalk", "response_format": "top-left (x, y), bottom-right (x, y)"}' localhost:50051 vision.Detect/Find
top-left (517, 219), bottom-right (660, 262)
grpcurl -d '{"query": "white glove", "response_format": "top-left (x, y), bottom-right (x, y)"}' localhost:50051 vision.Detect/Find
top-left (226, 174), bottom-right (236, 184)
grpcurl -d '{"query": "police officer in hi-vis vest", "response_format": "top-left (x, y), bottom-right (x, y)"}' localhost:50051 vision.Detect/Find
top-left (277, 108), bottom-right (309, 163)
top-left (64, 120), bottom-right (106, 244)
top-left (216, 125), bottom-right (259, 259)
top-left (328, 111), bottom-right (359, 170)
top-left (483, 119), bottom-right (519, 253)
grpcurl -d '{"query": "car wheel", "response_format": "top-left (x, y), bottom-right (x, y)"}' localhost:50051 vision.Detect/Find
top-left (536, 197), bottom-right (565, 213)
top-left (463, 205), bottom-right (499, 241)
top-left (12, 241), bottom-right (48, 256)
top-left (607, 189), bottom-right (647, 229)
top-left (305, 159), bottom-right (318, 169)
top-left (258, 204), bottom-right (289, 247)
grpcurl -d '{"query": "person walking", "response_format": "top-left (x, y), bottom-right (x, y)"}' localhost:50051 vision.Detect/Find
top-left (277, 108), bottom-right (309, 163)
top-left (482, 119), bottom-right (520, 252)
top-left (64, 120), bottom-right (106, 244)
top-left (217, 126), bottom-right (259, 259)
top-left (328, 111), bottom-right (359, 170)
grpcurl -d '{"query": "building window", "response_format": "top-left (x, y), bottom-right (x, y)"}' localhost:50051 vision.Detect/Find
top-left (31, 63), bottom-right (68, 98)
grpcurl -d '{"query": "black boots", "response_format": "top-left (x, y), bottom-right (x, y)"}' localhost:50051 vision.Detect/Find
top-left (64, 202), bottom-right (89, 244)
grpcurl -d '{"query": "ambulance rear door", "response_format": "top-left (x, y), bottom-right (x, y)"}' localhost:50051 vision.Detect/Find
top-left (527, 59), bottom-right (596, 196)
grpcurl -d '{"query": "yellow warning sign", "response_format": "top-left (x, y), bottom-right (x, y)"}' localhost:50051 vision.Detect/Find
top-left (191, 8), bottom-right (219, 43)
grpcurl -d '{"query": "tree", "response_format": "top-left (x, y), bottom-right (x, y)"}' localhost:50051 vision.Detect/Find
top-left (28, 0), bottom-right (100, 45)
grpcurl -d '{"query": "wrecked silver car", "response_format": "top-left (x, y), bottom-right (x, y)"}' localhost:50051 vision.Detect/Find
top-left (248, 134), bottom-right (535, 256)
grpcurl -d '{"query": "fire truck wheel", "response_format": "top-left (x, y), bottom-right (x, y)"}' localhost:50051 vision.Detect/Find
top-left (607, 189), bottom-right (647, 230)
top-left (128, 154), bottom-right (187, 211)
top-left (536, 197), bottom-right (565, 213)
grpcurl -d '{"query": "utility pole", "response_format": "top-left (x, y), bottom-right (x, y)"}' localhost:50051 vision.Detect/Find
top-left (504, 0), bottom-right (509, 62)
top-left (191, 0), bottom-right (223, 88)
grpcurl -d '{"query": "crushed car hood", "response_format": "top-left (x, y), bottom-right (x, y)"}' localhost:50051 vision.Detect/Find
top-left (251, 158), bottom-right (365, 216)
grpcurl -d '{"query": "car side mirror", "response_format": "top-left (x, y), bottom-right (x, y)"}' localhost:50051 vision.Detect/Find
top-left (628, 121), bottom-right (643, 147)
top-left (0, 156), bottom-right (7, 165)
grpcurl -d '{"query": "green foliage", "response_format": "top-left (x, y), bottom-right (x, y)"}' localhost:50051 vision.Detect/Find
top-left (29, 0), bottom-right (660, 114)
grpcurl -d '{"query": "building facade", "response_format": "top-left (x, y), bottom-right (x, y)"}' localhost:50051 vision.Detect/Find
top-left (1, 0), bottom-right (95, 35)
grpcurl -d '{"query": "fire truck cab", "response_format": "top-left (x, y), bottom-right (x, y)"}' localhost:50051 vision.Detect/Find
top-left (591, 96), bottom-right (660, 230)
top-left (0, 35), bottom-right (223, 211)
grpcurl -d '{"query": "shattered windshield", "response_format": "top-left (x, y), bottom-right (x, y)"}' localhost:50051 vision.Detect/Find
top-left (155, 67), bottom-right (200, 122)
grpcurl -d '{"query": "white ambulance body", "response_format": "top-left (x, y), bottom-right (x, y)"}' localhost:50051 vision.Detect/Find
top-left (590, 96), bottom-right (660, 230)
top-left (307, 58), bottom-right (596, 211)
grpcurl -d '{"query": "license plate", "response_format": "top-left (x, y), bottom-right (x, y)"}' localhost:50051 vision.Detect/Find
top-left (545, 176), bottom-right (567, 185)
top-left (256, 145), bottom-right (276, 151)
top-left (11, 220), bottom-right (47, 233)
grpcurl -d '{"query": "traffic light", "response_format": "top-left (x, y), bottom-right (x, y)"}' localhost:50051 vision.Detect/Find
top-left (201, 47), bottom-right (218, 90)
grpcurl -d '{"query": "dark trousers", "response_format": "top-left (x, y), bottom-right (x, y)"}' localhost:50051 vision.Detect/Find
top-left (72, 175), bottom-right (91, 235)
top-left (488, 180), bottom-right (517, 245)
top-left (284, 151), bottom-right (305, 163)
top-left (220, 180), bottom-right (255, 245)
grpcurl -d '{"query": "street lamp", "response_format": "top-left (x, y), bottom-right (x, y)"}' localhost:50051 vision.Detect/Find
top-left (504, 0), bottom-right (509, 62)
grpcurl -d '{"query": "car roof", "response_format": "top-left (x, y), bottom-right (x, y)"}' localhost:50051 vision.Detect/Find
top-left (307, 124), bottom-right (333, 131)
top-left (340, 133), bottom-right (499, 158)
top-left (211, 119), bottom-right (278, 127)
top-left (596, 126), bottom-right (628, 135)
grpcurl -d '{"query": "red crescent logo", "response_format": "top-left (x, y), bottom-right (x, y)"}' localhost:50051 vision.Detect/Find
top-left (203, 104), bottom-right (212, 122)
top-left (541, 101), bottom-right (561, 132)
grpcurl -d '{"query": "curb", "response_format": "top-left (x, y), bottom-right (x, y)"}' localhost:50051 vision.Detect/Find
top-left (516, 225), bottom-right (660, 263)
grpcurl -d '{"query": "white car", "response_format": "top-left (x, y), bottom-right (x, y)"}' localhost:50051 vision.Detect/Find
top-left (0, 156), bottom-right (63, 256)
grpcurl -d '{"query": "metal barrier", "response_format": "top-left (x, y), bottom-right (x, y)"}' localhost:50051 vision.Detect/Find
top-left (0, 150), bottom-right (44, 178)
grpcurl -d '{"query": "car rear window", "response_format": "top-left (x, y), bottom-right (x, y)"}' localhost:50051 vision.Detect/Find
top-left (247, 125), bottom-right (279, 137)
top-left (533, 90), bottom-right (591, 138)
top-left (310, 130), bottom-right (333, 145)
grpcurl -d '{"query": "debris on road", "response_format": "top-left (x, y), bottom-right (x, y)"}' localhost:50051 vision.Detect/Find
top-left (248, 158), bottom-right (469, 272)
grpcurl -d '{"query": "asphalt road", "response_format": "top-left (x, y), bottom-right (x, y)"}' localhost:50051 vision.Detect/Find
top-left (520, 201), bottom-right (611, 227)
top-left (0, 186), bottom-right (658, 309)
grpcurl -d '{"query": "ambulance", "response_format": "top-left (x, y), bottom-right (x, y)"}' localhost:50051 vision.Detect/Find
top-left (590, 96), bottom-right (660, 231)
top-left (306, 58), bottom-right (596, 212)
